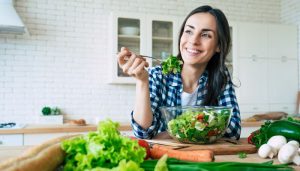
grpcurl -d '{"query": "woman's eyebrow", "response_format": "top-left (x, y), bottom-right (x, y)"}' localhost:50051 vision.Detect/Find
top-left (186, 25), bottom-right (215, 33)
top-left (186, 25), bottom-right (195, 29)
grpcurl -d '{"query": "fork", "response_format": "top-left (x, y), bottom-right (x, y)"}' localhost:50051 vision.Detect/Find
top-left (140, 55), bottom-right (162, 62)
top-left (117, 53), bottom-right (162, 62)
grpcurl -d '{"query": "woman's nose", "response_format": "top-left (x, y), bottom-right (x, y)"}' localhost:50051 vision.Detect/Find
top-left (189, 34), bottom-right (200, 45)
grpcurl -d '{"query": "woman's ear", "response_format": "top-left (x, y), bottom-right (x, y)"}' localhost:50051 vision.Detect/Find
top-left (216, 46), bottom-right (220, 53)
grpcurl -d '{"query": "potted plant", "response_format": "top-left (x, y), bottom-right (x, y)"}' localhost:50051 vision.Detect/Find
top-left (38, 106), bottom-right (63, 124)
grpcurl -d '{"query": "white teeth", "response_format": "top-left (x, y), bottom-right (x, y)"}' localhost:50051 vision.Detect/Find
top-left (186, 48), bottom-right (200, 53)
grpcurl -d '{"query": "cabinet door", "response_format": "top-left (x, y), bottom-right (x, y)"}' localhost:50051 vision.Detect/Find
top-left (109, 12), bottom-right (147, 84)
top-left (268, 58), bottom-right (298, 104)
top-left (236, 57), bottom-right (268, 104)
top-left (0, 134), bottom-right (23, 146)
top-left (146, 15), bottom-right (179, 67)
top-left (269, 104), bottom-right (295, 114)
top-left (268, 24), bottom-right (297, 59)
top-left (239, 104), bottom-right (269, 119)
top-left (237, 23), bottom-right (267, 58)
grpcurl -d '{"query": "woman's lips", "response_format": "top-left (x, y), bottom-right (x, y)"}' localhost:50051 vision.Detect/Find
top-left (185, 48), bottom-right (203, 56)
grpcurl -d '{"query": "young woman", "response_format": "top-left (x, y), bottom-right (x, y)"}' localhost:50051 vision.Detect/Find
top-left (117, 5), bottom-right (241, 140)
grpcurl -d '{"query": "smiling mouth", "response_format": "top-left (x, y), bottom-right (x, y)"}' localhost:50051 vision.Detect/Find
top-left (186, 48), bottom-right (203, 55)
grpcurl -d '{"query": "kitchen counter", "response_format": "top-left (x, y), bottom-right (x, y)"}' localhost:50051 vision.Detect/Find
top-left (0, 123), bottom-right (132, 134)
top-left (0, 121), bottom-right (263, 134)
top-left (0, 146), bottom-right (299, 170)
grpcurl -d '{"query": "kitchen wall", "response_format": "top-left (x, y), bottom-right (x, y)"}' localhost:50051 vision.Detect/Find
top-left (0, 0), bottom-right (299, 124)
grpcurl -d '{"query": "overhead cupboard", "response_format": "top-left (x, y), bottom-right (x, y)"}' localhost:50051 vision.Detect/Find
top-left (108, 12), bottom-right (299, 116)
top-left (108, 12), bottom-right (180, 84)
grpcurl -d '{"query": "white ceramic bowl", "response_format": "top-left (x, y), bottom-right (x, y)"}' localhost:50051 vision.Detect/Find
top-left (120, 26), bottom-right (139, 36)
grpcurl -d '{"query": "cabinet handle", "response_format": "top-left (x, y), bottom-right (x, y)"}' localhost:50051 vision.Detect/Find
top-left (281, 56), bottom-right (287, 62)
top-left (251, 55), bottom-right (257, 62)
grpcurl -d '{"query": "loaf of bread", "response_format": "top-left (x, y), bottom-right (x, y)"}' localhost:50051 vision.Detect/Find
top-left (66, 119), bottom-right (86, 126)
top-left (0, 134), bottom-right (81, 171)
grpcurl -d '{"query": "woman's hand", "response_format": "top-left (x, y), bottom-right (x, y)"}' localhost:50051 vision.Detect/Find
top-left (117, 47), bottom-right (149, 82)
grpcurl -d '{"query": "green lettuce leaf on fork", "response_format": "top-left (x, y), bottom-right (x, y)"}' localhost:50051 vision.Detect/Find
top-left (161, 55), bottom-right (183, 75)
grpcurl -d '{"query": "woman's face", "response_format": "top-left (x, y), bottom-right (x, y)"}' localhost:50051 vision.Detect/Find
top-left (180, 12), bottom-right (219, 66)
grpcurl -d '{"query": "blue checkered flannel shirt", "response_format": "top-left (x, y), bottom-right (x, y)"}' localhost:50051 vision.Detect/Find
top-left (131, 65), bottom-right (241, 140)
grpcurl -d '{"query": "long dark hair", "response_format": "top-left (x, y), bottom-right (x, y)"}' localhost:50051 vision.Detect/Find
top-left (177, 5), bottom-right (231, 106)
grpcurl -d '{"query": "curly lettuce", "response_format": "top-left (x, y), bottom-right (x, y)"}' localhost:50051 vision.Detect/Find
top-left (61, 119), bottom-right (146, 171)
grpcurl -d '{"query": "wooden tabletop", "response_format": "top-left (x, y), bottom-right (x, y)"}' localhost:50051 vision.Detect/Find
top-left (0, 146), bottom-right (299, 170)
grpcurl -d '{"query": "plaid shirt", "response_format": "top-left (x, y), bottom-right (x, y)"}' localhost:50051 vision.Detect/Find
top-left (131, 66), bottom-right (241, 140)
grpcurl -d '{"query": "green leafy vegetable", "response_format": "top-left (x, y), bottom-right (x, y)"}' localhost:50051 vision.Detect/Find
top-left (61, 119), bottom-right (146, 170)
top-left (238, 152), bottom-right (247, 159)
top-left (90, 160), bottom-right (144, 171)
top-left (161, 55), bottom-right (183, 75)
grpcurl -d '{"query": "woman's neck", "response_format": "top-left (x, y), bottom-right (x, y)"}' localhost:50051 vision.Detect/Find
top-left (181, 64), bottom-right (206, 93)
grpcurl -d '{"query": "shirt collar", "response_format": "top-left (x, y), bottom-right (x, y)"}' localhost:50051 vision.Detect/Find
top-left (167, 70), bottom-right (208, 87)
top-left (198, 70), bottom-right (208, 85)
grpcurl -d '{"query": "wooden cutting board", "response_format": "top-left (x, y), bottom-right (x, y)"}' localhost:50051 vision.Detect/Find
top-left (146, 138), bottom-right (257, 155)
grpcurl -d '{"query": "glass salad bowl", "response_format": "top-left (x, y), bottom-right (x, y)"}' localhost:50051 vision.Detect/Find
top-left (160, 106), bottom-right (232, 144)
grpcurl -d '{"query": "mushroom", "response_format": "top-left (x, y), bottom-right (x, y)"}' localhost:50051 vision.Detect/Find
top-left (287, 140), bottom-right (299, 148)
top-left (286, 140), bottom-right (300, 155)
top-left (266, 135), bottom-right (287, 156)
top-left (258, 144), bottom-right (276, 159)
top-left (278, 142), bottom-right (300, 165)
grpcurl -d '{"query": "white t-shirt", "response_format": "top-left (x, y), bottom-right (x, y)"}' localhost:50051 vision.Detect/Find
top-left (181, 86), bottom-right (199, 106)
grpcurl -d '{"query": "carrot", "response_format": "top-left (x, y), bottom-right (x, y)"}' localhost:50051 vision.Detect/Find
top-left (150, 144), bottom-right (214, 162)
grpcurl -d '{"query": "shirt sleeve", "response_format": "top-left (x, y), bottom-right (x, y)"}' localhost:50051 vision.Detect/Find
top-left (218, 74), bottom-right (241, 140)
top-left (130, 67), bottom-right (165, 139)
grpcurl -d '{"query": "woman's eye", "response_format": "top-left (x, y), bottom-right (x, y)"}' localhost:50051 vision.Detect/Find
top-left (201, 32), bottom-right (210, 38)
top-left (184, 30), bottom-right (192, 35)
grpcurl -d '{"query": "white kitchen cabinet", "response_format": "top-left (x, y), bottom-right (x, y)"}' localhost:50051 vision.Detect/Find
top-left (236, 22), bottom-right (299, 116)
top-left (237, 57), bottom-right (268, 105)
top-left (0, 134), bottom-right (23, 146)
top-left (268, 24), bottom-right (297, 59)
top-left (237, 23), bottom-right (267, 58)
top-left (23, 133), bottom-right (67, 145)
top-left (108, 12), bottom-right (180, 84)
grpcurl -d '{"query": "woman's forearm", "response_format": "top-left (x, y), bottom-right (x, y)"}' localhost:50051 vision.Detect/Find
top-left (133, 80), bottom-right (153, 130)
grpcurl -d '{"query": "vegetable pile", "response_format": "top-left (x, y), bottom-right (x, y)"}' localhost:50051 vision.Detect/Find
top-left (60, 119), bottom-right (296, 171)
top-left (248, 117), bottom-right (300, 148)
top-left (61, 119), bottom-right (146, 170)
top-left (161, 55), bottom-right (183, 75)
top-left (167, 108), bottom-right (231, 144)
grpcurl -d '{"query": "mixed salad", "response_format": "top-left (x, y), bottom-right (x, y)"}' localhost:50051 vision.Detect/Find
top-left (167, 108), bottom-right (231, 144)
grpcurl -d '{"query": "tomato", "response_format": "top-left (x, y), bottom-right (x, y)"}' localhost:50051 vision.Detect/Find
top-left (129, 136), bottom-right (150, 159)
top-left (207, 130), bottom-right (218, 136)
top-left (197, 113), bottom-right (204, 122)
top-left (247, 130), bottom-right (259, 144)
